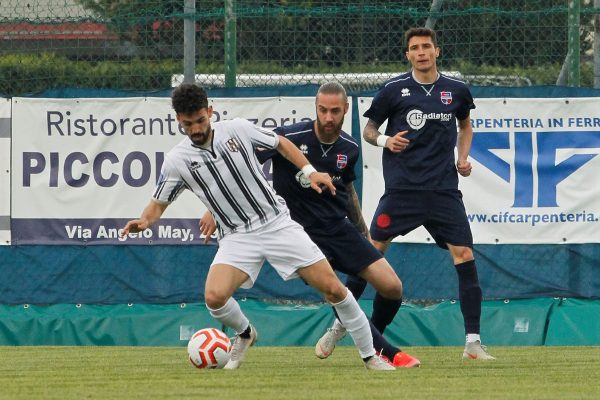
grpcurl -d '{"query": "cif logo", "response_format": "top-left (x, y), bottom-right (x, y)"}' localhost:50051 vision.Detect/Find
top-left (470, 130), bottom-right (600, 207)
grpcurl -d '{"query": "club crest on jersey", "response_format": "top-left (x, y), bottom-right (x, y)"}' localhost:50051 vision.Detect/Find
top-left (336, 154), bottom-right (348, 169)
top-left (226, 138), bottom-right (241, 152)
top-left (440, 91), bottom-right (453, 105)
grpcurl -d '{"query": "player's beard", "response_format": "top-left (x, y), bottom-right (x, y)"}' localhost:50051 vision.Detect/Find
top-left (189, 124), bottom-right (212, 146)
top-left (316, 116), bottom-right (344, 141)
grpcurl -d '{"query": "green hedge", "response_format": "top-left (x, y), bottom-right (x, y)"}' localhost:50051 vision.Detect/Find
top-left (0, 54), bottom-right (181, 96)
top-left (1, 53), bottom-right (596, 97)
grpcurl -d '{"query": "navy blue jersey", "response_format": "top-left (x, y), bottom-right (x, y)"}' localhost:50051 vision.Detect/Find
top-left (256, 120), bottom-right (359, 229)
top-left (364, 72), bottom-right (475, 190)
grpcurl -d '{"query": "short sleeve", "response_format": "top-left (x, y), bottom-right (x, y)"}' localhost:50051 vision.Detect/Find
top-left (456, 86), bottom-right (475, 121)
top-left (363, 85), bottom-right (392, 125)
top-left (255, 126), bottom-right (283, 164)
top-left (152, 155), bottom-right (186, 204)
top-left (236, 118), bottom-right (280, 150)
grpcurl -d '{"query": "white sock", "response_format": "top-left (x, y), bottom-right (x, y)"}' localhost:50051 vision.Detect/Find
top-left (332, 290), bottom-right (375, 359)
top-left (207, 297), bottom-right (250, 334)
top-left (466, 333), bottom-right (481, 343)
top-left (332, 318), bottom-right (344, 331)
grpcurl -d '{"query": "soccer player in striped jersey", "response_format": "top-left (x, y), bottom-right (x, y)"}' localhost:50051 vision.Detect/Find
top-left (362, 27), bottom-right (495, 360)
top-left (121, 83), bottom-right (393, 370)
top-left (256, 82), bottom-right (420, 368)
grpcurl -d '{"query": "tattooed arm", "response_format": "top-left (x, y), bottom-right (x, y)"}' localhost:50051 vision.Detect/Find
top-left (362, 119), bottom-right (383, 146)
top-left (345, 182), bottom-right (370, 239)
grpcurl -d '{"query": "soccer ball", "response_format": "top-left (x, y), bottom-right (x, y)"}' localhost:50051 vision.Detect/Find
top-left (187, 328), bottom-right (232, 369)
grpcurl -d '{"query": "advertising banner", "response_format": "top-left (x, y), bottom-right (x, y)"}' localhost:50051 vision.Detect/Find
top-left (359, 97), bottom-right (600, 244)
top-left (0, 98), bottom-right (10, 245)
top-left (11, 96), bottom-right (352, 244)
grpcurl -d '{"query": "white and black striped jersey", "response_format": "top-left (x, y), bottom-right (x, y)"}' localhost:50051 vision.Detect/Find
top-left (153, 118), bottom-right (288, 238)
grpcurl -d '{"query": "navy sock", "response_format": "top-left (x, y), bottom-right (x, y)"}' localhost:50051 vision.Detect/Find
top-left (239, 324), bottom-right (251, 338)
top-left (335, 277), bottom-right (401, 359)
top-left (332, 309), bottom-right (400, 360)
top-left (345, 274), bottom-right (368, 299)
top-left (370, 319), bottom-right (400, 359)
top-left (371, 293), bottom-right (402, 334)
top-left (455, 260), bottom-right (482, 335)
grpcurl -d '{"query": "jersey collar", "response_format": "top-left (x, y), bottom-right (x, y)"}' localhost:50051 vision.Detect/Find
top-left (411, 70), bottom-right (440, 85)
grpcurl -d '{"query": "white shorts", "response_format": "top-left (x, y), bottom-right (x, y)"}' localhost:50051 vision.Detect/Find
top-left (211, 212), bottom-right (325, 289)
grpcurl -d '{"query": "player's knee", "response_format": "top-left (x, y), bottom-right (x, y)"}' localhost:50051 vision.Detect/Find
top-left (204, 289), bottom-right (229, 309)
top-left (322, 281), bottom-right (349, 304)
top-left (363, 261), bottom-right (403, 299)
top-left (388, 279), bottom-right (403, 299)
top-left (378, 278), bottom-right (403, 299)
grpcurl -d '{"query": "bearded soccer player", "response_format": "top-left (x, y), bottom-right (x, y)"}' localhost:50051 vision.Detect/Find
top-left (256, 82), bottom-right (420, 368)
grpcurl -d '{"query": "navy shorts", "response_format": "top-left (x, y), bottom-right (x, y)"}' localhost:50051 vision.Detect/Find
top-left (370, 189), bottom-right (473, 249)
top-left (306, 218), bottom-right (383, 276)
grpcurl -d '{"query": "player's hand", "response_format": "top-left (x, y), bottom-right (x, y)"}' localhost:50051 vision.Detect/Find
top-left (385, 131), bottom-right (410, 153)
top-left (457, 159), bottom-right (472, 177)
top-left (120, 219), bottom-right (148, 237)
top-left (385, 130), bottom-right (410, 153)
top-left (199, 211), bottom-right (217, 244)
top-left (308, 172), bottom-right (336, 195)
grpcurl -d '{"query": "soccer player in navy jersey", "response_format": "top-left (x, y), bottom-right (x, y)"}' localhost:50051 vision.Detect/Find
top-left (362, 27), bottom-right (495, 359)
top-left (122, 83), bottom-right (394, 370)
top-left (256, 82), bottom-right (420, 368)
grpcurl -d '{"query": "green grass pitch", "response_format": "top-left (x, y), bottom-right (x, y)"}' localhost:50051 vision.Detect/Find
top-left (1, 346), bottom-right (599, 400)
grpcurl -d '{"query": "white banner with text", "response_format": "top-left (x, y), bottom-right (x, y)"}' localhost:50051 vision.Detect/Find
top-left (11, 96), bottom-right (352, 244)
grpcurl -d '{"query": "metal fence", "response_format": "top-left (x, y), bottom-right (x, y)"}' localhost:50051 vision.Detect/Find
top-left (1, 0), bottom-right (599, 95)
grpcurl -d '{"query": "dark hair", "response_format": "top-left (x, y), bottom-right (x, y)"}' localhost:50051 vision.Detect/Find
top-left (317, 81), bottom-right (348, 102)
top-left (404, 27), bottom-right (438, 51)
top-left (171, 83), bottom-right (209, 114)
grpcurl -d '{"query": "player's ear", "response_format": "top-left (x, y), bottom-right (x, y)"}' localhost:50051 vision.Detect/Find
top-left (207, 105), bottom-right (213, 118)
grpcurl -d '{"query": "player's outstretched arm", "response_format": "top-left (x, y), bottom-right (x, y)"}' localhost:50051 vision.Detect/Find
top-left (276, 136), bottom-right (336, 195)
top-left (121, 200), bottom-right (168, 237)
